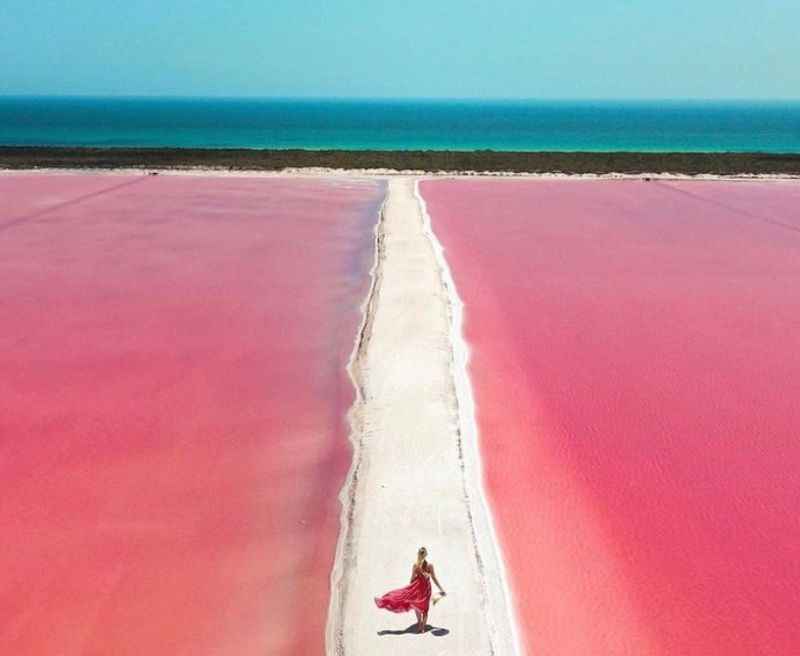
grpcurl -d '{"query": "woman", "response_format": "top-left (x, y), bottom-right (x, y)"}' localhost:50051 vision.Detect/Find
top-left (374, 546), bottom-right (446, 633)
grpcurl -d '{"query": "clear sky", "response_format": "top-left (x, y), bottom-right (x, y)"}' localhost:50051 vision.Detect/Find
top-left (2, 0), bottom-right (799, 99)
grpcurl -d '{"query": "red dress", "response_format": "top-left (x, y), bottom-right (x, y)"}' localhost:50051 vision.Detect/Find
top-left (375, 563), bottom-right (432, 614)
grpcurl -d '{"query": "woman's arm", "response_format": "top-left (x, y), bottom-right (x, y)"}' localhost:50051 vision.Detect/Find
top-left (410, 565), bottom-right (417, 584)
top-left (429, 564), bottom-right (445, 594)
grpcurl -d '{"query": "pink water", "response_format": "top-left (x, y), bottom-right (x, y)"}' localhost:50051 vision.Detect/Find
top-left (422, 178), bottom-right (800, 656)
top-left (0, 174), bottom-right (384, 656)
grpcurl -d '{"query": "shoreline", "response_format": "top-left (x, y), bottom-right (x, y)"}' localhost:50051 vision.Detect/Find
top-left (4, 167), bottom-right (800, 183)
top-left (2, 147), bottom-right (800, 176)
top-left (326, 182), bottom-right (388, 656)
top-left (416, 180), bottom-right (522, 654)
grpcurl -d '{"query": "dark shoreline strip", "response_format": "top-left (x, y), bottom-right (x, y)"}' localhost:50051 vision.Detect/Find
top-left (2, 147), bottom-right (800, 175)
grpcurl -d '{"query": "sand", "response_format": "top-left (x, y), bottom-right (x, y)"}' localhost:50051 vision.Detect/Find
top-left (327, 178), bottom-right (518, 655)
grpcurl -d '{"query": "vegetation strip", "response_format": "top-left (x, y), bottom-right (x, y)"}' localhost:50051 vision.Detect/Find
top-left (2, 147), bottom-right (800, 175)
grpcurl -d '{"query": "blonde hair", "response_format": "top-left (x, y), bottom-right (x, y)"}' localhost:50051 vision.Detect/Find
top-left (416, 546), bottom-right (427, 568)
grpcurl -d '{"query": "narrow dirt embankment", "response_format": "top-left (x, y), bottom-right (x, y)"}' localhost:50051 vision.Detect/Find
top-left (326, 177), bottom-right (519, 656)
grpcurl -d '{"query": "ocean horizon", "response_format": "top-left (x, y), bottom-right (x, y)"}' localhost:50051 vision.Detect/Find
top-left (1, 96), bottom-right (800, 153)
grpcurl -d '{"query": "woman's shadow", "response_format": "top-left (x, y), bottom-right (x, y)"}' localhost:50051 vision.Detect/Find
top-left (377, 623), bottom-right (450, 637)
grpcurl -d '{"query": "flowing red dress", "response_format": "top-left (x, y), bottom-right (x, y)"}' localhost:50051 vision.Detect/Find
top-left (375, 563), bottom-right (432, 614)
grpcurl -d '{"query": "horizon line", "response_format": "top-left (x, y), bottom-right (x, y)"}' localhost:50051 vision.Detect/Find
top-left (2, 94), bottom-right (800, 104)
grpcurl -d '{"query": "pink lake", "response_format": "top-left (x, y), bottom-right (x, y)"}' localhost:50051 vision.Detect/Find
top-left (0, 174), bottom-right (384, 656)
top-left (422, 178), bottom-right (800, 656)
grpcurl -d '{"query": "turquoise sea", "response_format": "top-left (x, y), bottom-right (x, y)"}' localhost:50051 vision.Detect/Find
top-left (1, 97), bottom-right (799, 152)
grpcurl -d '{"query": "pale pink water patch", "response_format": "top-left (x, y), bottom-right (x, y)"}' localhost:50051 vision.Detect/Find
top-left (0, 174), bottom-right (384, 656)
top-left (421, 178), bottom-right (800, 656)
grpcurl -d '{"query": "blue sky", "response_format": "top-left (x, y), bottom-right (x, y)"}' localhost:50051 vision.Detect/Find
top-left (2, 0), bottom-right (799, 98)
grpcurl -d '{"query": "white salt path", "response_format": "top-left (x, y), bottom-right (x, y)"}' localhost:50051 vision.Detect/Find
top-left (327, 177), bottom-right (518, 655)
